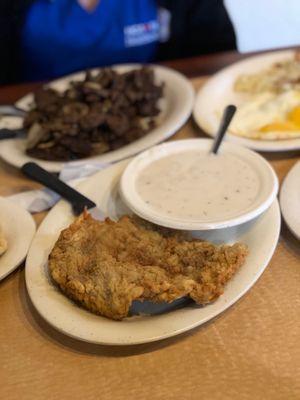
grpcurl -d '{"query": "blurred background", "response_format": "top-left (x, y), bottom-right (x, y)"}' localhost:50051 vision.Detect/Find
top-left (1, 0), bottom-right (299, 84)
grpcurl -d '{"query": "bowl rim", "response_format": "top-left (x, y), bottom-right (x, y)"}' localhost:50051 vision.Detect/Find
top-left (119, 138), bottom-right (279, 230)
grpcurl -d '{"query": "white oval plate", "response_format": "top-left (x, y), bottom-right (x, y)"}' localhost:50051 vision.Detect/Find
top-left (25, 160), bottom-right (280, 345)
top-left (120, 139), bottom-right (278, 230)
top-left (0, 64), bottom-right (194, 172)
top-left (193, 49), bottom-right (300, 152)
top-left (280, 161), bottom-right (300, 240)
top-left (0, 197), bottom-right (36, 281)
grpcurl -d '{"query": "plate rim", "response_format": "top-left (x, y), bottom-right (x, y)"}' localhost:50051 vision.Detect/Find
top-left (25, 161), bottom-right (281, 345)
top-left (193, 49), bottom-right (300, 152)
top-left (0, 197), bottom-right (36, 281)
top-left (279, 161), bottom-right (300, 240)
top-left (0, 64), bottom-right (195, 172)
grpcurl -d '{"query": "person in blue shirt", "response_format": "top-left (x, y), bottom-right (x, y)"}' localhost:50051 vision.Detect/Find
top-left (0, 0), bottom-right (236, 84)
top-left (20, 0), bottom-right (160, 81)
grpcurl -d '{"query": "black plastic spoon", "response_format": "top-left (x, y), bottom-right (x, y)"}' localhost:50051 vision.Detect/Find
top-left (211, 104), bottom-right (237, 154)
top-left (0, 128), bottom-right (26, 140)
top-left (21, 162), bottom-right (100, 217)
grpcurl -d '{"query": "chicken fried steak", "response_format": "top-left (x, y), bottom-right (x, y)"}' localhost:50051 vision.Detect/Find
top-left (49, 213), bottom-right (248, 320)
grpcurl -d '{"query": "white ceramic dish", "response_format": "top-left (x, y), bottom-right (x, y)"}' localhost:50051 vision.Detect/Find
top-left (280, 161), bottom-right (300, 240)
top-left (25, 160), bottom-right (281, 345)
top-left (193, 49), bottom-right (300, 152)
top-left (0, 64), bottom-right (194, 172)
top-left (119, 139), bottom-right (278, 230)
top-left (0, 197), bottom-right (36, 281)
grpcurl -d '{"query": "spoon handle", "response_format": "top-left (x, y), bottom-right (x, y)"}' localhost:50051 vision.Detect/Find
top-left (21, 162), bottom-right (96, 215)
top-left (211, 105), bottom-right (236, 154)
top-left (0, 128), bottom-right (26, 140)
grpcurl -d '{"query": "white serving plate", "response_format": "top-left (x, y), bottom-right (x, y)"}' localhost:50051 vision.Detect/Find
top-left (120, 139), bottom-right (278, 230)
top-left (280, 161), bottom-right (300, 240)
top-left (193, 49), bottom-right (300, 152)
top-left (25, 160), bottom-right (280, 345)
top-left (0, 64), bottom-right (194, 172)
top-left (0, 197), bottom-right (36, 281)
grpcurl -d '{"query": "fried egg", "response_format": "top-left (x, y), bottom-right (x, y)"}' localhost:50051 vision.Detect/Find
top-left (229, 90), bottom-right (300, 140)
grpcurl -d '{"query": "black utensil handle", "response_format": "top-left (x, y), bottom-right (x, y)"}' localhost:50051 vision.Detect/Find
top-left (21, 162), bottom-right (96, 215)
top-left (211, 104), bottom-right (237, 154)
top-left (0, 105), bottom-right (26, 117)
top-left (0, 128), bottom-right (25, 140)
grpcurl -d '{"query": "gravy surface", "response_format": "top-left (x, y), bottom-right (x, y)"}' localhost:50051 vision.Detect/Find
top-left (136, 151), bottom-right (260, 221)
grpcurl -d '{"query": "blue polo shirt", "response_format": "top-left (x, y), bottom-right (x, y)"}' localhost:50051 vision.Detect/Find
top-left (20, 0), bottom-right (160, 81)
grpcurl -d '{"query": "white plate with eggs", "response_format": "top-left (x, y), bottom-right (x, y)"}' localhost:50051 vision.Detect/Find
top-left (193, 49), bottom-right (300, 152)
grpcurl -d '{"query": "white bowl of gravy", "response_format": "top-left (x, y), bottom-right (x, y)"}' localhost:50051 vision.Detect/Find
top-left (119, 139), bottom-right (278, 230)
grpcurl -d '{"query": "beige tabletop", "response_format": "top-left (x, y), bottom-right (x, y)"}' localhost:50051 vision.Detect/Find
top-left (0, 77), bottom-right (300, 400)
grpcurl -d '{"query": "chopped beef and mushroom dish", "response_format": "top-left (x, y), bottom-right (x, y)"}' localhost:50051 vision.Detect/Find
top-left (23, 67), bottom-right (164, 161)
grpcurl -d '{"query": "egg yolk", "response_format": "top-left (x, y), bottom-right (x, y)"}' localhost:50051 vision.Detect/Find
top-left (288, 105), bottom-right (300, 125)
top-left (259, 106), bottom-right (300, 132)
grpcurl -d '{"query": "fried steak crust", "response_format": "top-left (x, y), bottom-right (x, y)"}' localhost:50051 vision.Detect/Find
top-left (48, 213), bottom-right (248, 320)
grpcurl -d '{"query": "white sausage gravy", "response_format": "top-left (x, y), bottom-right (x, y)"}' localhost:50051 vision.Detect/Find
top-left (136, 150), bottom-right (260, 221)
